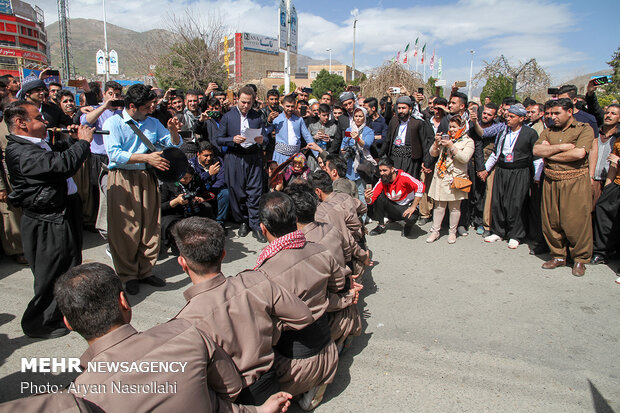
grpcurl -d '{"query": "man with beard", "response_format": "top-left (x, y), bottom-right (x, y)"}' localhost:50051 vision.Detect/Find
top-left (364, 157), bottom-right (424, 237)
top-left (526, 102), bottom-right (546, 136)
top-left (380, 96), bottom-right (433, 180)
top-left (189, 140), bottom-right (229, 229)
top-left (482, 104), bottom-right (541, 249)
top-left (271, 95), bottom-right (315, 165)
top-left (194, 98), bottom-right (224, 151)
top-left (533, 98), bottom-right (594, 277)
top-left (363, 97), bottom-right (388, 158)
top-left (181, 90), bottom-right (203, 141)
top-left (334, 92), bottom-right (357, 154)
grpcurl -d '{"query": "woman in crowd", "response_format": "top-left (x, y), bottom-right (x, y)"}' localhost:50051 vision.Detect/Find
top-left (340, 106), bottom-right (375, 206)
top-left (426, 116), bottom-right (474, 244)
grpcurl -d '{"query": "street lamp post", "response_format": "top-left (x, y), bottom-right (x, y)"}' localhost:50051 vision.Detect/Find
top-left (351, 8), bottom-right (358, 81)
top-left (468, 49), bottom-right (475, 101)
top-left (326, 48), bottom-right (332, 74)
top-left (102, 0), bottom-right (110, 81)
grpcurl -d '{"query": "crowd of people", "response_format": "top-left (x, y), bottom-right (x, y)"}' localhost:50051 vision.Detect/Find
top-left (0, 70), bottom-right (618, 411)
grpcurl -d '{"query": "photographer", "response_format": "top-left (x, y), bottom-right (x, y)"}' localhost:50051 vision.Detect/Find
top-left (160, 165), bottom-right (213, 256)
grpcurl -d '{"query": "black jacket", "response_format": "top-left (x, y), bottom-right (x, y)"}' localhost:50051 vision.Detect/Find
top-left (5, 134), bottom-right (90, 216)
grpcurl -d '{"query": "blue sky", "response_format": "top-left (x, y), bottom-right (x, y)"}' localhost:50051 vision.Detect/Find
top-left (38, 0), bottom-right (619, 85)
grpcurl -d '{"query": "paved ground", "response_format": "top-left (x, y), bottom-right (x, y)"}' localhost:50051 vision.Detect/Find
top-left (0, 221), bottom-right (618, 412)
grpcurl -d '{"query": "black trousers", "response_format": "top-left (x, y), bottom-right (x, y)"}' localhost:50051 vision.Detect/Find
top-left (369, 193), bottom-right (418, 224)
top-left (393, 157), bottom-right (421, 180)
top-left (527, 179), bottom-right (546, 247)
top-left (593, 182), bottom-right (620, 257)
top-left (459, 159), bottom-right (477, 228)
top-left (20, 194), bottom-right (82, 336)
top-left (235, 369), bottom-right (280, 406)
top-left (224, 152), bottom-right (263, 230)
top-left (491, 167), bottom-right (531, 240)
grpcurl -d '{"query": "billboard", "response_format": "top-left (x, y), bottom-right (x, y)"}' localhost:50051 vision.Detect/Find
top-left (290, 5), bottom-right (298, 53)
top-left (243, 32), bottom-right (279, 55)
top-left (109, 49), bottom-right (119, 74)
top-left (0, 0), bottom-right (12, 14)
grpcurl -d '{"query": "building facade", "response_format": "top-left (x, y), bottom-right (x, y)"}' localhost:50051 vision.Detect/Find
top-left (0, 0), bottom-right (48, 77)
top-left (220, 32), bottom-right (297, 84)
top-left (307, 64), bottom-right (363, 83)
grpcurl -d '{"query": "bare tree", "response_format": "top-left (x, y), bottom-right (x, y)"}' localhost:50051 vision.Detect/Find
top-left (148, 10), bottom-right (228, 90)
top-left (360, 61), bottom-right (429, 101)
top-left (474, 55), bottom-right (551, 100)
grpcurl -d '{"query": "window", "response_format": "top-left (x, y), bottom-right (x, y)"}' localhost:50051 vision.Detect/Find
top-left (310, 71), bottom-right (317, 78)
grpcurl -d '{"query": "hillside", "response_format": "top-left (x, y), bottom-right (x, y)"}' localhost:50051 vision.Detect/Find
top-left (46, 18), bottom-right (342, 81)
top-left (46, 19), bottom-right (168, 78)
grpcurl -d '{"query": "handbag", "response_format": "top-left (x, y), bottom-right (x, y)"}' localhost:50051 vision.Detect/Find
top-left (451, 176), bottom-right (472, 193)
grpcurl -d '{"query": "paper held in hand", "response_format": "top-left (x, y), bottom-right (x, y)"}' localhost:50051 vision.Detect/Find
top-left (241, 128), bottom-right (262, 148)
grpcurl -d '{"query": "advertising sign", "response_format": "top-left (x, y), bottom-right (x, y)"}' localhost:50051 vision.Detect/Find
top-left (243, 33), bottom-right (279, 55)
top-left (109, 49), bottom-right (119, 74)
top-left (290, 5), bottom-right (298, 53)
top-left (96, 49), bottom-right (106, 74)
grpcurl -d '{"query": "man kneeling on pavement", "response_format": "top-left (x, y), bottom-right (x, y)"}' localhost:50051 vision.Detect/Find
top-left (365, 157), bottom-right (425, 237)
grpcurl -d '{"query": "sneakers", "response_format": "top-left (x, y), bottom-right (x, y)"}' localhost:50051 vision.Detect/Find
top-left (484, 234), bottom-right (502, 243)
top-left (426, 231), bottom-right (440, 243)
top-left (507, 239), bottom-right (520, 249)
top-left (105, 245), bottom-right (112, 259)
top-left (448, 233), bottom-right (457, 244)
top-left (482, 229), bottom-right (492, 237)
top-left (476, 226), bottom-right (484, 235)
top-left (457, 226), bottom-right (468, 236)
top-left (298, 383), bottom-right (328, 411)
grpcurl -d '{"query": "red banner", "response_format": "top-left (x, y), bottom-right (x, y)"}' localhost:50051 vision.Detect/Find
top-left (0, 47), bottom-right (45, 62)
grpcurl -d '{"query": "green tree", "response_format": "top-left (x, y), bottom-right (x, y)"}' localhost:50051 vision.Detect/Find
top-left (278, 81), bottom-right (296, 96)
top-left (311, 69), bottom-right (346, 99)
top-left (607, 45), bottom-right (620, 94)
top-left (349, 73), bottom-right (367, 87)
top-left (480, 75), bottom-right (514, 105)
top-left (426, 76), bottom-right (443, 97)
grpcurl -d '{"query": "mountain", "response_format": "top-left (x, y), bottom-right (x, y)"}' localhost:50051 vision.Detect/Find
top-left (46, 19), bottom-right (168, 78)
top-left (46, 18), bottom-right (342, 80)
top-left (558, 69), bottom-right (612, 93)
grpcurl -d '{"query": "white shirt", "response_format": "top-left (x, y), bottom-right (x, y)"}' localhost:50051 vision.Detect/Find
top-left (484, 127), bottom-right (543, 181)
top-left (237, 106), bottom-right (249, 135)
top-left (16, 134), bottom-right (78, 195)
top-left (287, 116), bottom-right (297, 145)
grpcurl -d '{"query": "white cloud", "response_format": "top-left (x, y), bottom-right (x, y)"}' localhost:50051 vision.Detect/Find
top-left (39, 0), bottom-right (586, 82)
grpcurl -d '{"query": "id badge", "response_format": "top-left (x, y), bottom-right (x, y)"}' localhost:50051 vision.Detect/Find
top-left (505, 153), bottom-right (514, 163)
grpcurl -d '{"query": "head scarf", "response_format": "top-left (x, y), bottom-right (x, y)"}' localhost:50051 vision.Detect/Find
top-left (508, 103), bottom-right (527, 117)
top-left (351, 106), bottom-right (367, 134)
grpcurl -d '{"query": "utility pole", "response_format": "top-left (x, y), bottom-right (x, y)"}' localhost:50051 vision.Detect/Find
top-left (326, 48), bottom-right (332, 74)
top-left (102, 0), bottom-right (110, 81)
top-left (351, 8), bottom-right (358, 81)
top-left (283, 0), bottom-right (292, 94)
top-left (57, 0), bottom-right (74, 81)
top-left (468, 49), bottom-right (475, 101)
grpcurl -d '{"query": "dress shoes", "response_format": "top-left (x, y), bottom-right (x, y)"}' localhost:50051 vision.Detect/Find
top-left (12, 254), bottom-right (28, 265)
top-left (541, 258), bottom-right (566, 269)
top-left (529, 245), bottom-right (550, 255)
top-left (252, 229), bottom-right (267, 243)
top-left (369, 225), bottom-right (386, 236)
top-left (238, 222), bottom-right (250, 237)
top-left (572, 262), bottom-right (586, 277)
top-left (24, 325), bottom-right (70, 339)
top-left (590, 254), bottom-right (607, 265)
top-left (125, 280), bottom-right (140, 295)
top-left (140, 275), bottom-right (166, 287)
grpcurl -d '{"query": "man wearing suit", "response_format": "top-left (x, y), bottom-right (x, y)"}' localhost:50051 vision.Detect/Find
top-left (216, 86), bottom-right (268, 242)
top-left (4, 101), bottom-right (93, 339)
top-left (54, 262), bottom-right (292, 413)
top-left (380, 96), bottom-right (434, 180)
top-left (271, 94), bottom-right (316, 164)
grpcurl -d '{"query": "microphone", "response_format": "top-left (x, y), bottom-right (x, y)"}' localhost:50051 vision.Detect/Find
top-left (47, 128), bottom-right (110, 135)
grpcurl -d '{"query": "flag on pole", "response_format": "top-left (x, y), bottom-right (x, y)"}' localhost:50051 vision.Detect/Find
top-left (396, 51), bottom-right (401, 62)
top-left (413, 37), bottom-right (419, 57)
top-left (438, 57), bottom-right (443, 78)
top-left (404, 43), bottom-right (410, 53)
top-left (403, 53), bottom-right (408, 64)
top-left (421, 43), bottom-right (426, 64)
top-left (430, 49), bottom-right (435, 70)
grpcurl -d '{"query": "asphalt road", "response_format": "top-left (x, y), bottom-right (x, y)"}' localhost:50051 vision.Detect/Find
top-left (0, 221), bottom-right (618, 412)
